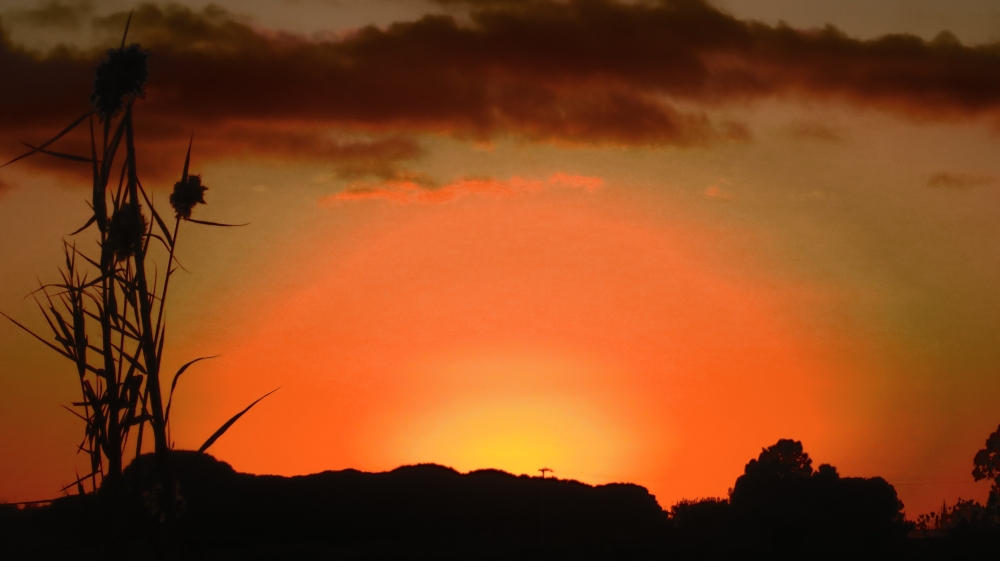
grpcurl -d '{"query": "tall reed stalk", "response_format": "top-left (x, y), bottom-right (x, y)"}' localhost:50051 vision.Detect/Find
top-left (1, 16), bottom-right (272, 514)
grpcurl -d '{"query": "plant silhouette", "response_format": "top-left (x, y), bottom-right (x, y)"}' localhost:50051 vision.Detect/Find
top-left (973, 423), bottom-right (1000, 509)
top-left (0, 15), bottom-right (272, 545)
top-left (913, 424), bottom-right (1000, 540)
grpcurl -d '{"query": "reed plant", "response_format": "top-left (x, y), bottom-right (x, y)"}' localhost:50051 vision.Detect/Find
top-left (1, 15), bottom-right (272, 521)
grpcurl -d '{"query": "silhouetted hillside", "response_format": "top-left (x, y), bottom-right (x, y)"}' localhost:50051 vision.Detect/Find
top-left (1, 451), bottom-right (667, 559)
top-left (5, 444), bottom-right (999, 559)
top-left (130, 451), bottom-right (665, 551)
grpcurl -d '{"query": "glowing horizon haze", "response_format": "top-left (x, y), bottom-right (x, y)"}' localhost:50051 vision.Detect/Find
top-left (2, 0), bottom-right (1000, 516)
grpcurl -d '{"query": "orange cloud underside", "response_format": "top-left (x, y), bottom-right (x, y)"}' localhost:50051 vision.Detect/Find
top-left (324, 173), bottom-right (604, 205)
top-left (182, 187), bottom-right (856, 507)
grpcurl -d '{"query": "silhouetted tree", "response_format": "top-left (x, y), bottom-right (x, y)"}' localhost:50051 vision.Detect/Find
top-left (907, 424), bottom-right (1000, 547)
top-left (973, 423), bottom-right (1000, 511)
top-left (742, 439), bottom-right (814, 479)
top-left (668, 498), bottom-right (732, 539)
top-left (729, 439), bottom-right (909, 550)
top-left (914, 499), bottom-right (998, 538)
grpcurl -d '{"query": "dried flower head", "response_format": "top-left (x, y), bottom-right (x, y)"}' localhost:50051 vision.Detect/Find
top-left (107, 205), bottom-right (147, 261)
top-left (91, 44), bottom-right (150, 121)
top-left (170, 174), bottom-right (208, 219)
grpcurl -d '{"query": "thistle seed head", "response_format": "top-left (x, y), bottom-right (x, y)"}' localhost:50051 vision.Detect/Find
top-left (170, 174), bottom-right (208, 219)
top-left (92, 44), bottom-right (150, 121)
top-left (107, 205), bottom-right (147, 262)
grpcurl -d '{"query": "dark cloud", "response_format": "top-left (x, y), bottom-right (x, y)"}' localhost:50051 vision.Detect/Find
top-left (927, 172), bottom-right (997, 189)
top-left (433, 0), bottom-right (536, 5)
top-left (787, 121), bottom-right (845, 143)
top-left (2, 118), bottom-right (422, 184)
top-left (2, 0), bottom-right (999, 169)
top-left (5, 1), bottom-right (92, 29)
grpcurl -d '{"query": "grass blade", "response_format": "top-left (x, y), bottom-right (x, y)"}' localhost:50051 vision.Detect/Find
top-left (2, 111), bottom-right (92, 167)
top-left (100, 117), bottom-right (128, 185)
top-left (120, 11), bottom-right (133, 49)
top-left (20, 142), bottom-right (95, 163)
top-left (197, 388), bottom-right (279, 455)
top-left (137, 178), bottom-right (175, 247)
top-left (182, 133), bottom-right (192, 182)
top-left (1, 311), bottom-right (76, 362)
top-left (90, 115), bottom-right (106, 233)
top-left (164, 355), bottom-right (218, 424)
top-left (69, 215), bottom-right (98, 236)
top-left (61, 470), bottom-right (101, 493)
top-left (61, 404), bottom-right (89, 423)
top-left (186, 218), bottom-right (249, 227)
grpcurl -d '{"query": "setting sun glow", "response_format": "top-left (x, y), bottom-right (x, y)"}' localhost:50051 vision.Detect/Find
top-left (3, 0), bottom-right (1000, 521)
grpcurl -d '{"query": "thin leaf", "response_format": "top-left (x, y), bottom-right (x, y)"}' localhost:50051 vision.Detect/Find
top-left (120, 11), bottom-right (133, 50)
top-left (0, 312), bottom-right (102, 375)
top-left (145, 233), bottom-right (173, 253)
top-left (155, 321), bottom-right (166, 364)
top-left (33, 297), bottom-right (63, 342)
top-left (61, 470), bottom-right (100, 493)
top-left (2, 111), bottom-right (92, 167)
top-left (61, 404), bottom-right (89, 423)
top-left (164, 356), bottom-right (218, 424)
top-left (197, 388), bottom-right (279, 455)
top-left (20, 142), bottom-right (95, 163)
top-left (90, 115), bottom-right (107, 233)
top-left (137, 178), bottom-right (175, 247)
top-left (182, 133), bottom-right (193, 182)
top-left (186, 218), bottom-right (249, 227)
top-left (1, 311), bottom-right (74, 361)
top-left (66, 244), bottom-right (101, 270)
top-left (69, 215), bottom-right (98, 236)
top-left (49, 308), bottom-right (76, 352)
top-left (102, 341), bottom-right (147, 374)
top-left (101, 117), bottom-right (128, 185)
top-left (82, 308), bottom-right (140, 340)
top-left (135, 389), bottom-right (148, 457)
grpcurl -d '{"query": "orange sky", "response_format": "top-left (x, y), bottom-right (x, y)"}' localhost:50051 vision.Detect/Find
top-left (172, 183), bottom-right (859, 502)
top-left (2, 0), bottom-right (1000, 516)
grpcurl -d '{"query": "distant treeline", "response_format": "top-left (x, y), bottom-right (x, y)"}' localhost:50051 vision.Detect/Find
top-left (3, 435), bottom-right (999, 560)
top-left (668, 438), bottom-right (998, 559)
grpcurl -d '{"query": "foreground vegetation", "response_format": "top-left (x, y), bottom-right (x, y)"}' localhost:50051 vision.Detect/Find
top-left (1, 437), bottom-right (998, 559)
top-left (1, 16), bottom-right (269, 559)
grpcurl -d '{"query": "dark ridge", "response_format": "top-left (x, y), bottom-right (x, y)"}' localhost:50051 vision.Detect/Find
top-left (3, 447), bottom-right (998, 559)
top-left (0, 451), bottom-right (666, 559)
top-left (128, 451), bottom-right (665, 549)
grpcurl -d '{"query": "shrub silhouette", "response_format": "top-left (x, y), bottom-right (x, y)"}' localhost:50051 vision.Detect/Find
top-left (913, 423), bottom-right (1000, 540)
top-left (973, 423), bottom-right (1000, 511)
top-left (729, 439), bottom-right (910, 549)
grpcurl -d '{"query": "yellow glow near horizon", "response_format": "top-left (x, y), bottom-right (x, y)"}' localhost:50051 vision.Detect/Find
top-left (393, 394), bottom-right (637, 479)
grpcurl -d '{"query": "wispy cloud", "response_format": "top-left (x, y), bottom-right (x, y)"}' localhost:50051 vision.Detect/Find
top-left (787, 121), bottom-right (846, 143)
top-left (927, 172), bottom-right (997, 189)
top-left (320, 172), bottom-right (603, 205)
top-left (5, 0), bottom-right (93, 29)
top-left (704, 185), bottom-right (736, 201)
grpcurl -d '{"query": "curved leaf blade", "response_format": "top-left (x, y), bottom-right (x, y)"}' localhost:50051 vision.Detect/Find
top-left (2, 111), bottom-right (92, 167)
top-left (197, 388), bottom-right (279, 455)
top-left (164, 355), bottom-right (219, 424)
top-left (186, 218), bottom-right (249, 227)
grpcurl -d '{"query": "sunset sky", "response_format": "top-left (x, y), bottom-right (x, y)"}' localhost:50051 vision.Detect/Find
top-left (2, 0), bottom-right (1000, 517)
